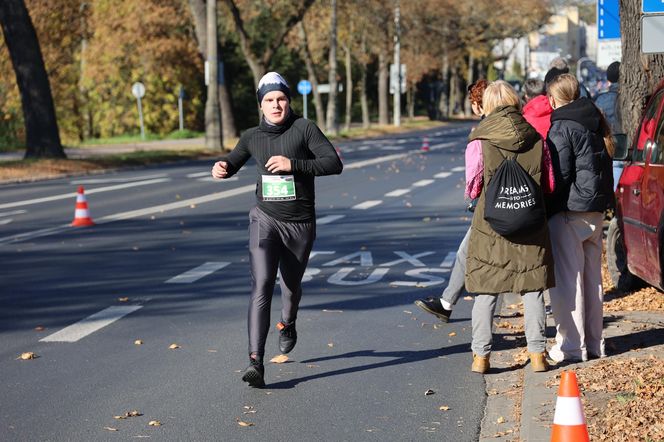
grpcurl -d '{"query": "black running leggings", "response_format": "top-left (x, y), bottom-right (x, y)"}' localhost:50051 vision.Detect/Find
top-left (247, 206), bottom-right (315, 357)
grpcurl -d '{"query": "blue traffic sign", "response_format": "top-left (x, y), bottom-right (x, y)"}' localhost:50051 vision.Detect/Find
top-left (643, 0), bottom-right (664, 13)
top-left (297, 79), bottom-right (312, 95)
top-left (598, 0), bottom-right (620, 40)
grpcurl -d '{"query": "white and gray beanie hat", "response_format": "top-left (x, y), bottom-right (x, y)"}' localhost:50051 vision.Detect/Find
top-left (256, 72), bottom-right (291, 103)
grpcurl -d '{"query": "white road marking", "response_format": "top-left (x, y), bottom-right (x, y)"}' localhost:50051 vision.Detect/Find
top-left (0, 184), bottom-right (255, 244)
top-left (197, 176), bottom-right (238, 182)
top-left (70, 174), bottom-right (167, 184)
top-left (0, 219), bottom-right (12, 225)
top-left (381, 146), bottom-right (403, 151)
top-left (40, 305), bottom-right (143, 342)
top-left (186, 171), bottom-right (212, 178)
top-left (385, 189), bottom-right (411, 197)
top-left (345, 153), bottom-right (409, 169)
top-left (0, 178), bottom-right (171, 210)
top-left (434, 172), bottom-right (453, 178)
top-left (317, 214), bottom-right (346, 225)
top-left (0, 209), bottom-right (27, 217)
top-left (166, 262), bottom-right (230, 283)
top-left (429, 142), bottom-right (457, 150)
top-left (352, 200), bottom-right (382, 210)
top-left (413, 179), bottom-right (435, 187)
top-left (451, 166), bottom-right (466, 172)
top-left (440, 252), bottom-right (456, 268)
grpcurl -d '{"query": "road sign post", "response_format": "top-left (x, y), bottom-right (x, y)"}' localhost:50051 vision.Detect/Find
top-left (131, 82), bottom-right (146, 140)
top-left (297, 80), bottom-right (312, 120)
top-left (178, 86), bottom-right (185, 131)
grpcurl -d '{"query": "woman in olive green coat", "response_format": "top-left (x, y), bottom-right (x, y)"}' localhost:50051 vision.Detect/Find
top-left (464, 80), bottom-right (556, 374)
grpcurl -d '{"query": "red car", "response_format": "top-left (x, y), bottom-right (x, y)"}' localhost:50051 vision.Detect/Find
top-left (608, 80), bottom-right (664, 291)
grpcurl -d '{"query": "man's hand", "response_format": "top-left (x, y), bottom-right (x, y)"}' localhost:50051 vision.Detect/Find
top-left (265, 155), bottom-right (292, 173)
top-left (211, 161), bottom-right (229, 179)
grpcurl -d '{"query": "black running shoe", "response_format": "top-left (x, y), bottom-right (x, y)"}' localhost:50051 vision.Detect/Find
top-left (241, 358), bottom-right (265, 388)
top-left (414, 297), bottom-right (452, 323)
top-left (277, 321), bottom-right (297, 354)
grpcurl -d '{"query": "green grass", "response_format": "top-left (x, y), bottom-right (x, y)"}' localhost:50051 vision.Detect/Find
top-left (73, 129), bottom-right (203, 147)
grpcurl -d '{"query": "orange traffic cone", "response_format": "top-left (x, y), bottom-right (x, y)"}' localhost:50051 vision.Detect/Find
top-left (551, 371), bottom-right (589, 442)
top-left (421, 137), bottom-right (430, 152)
top-left (71, 186), bottom-right (95, 227)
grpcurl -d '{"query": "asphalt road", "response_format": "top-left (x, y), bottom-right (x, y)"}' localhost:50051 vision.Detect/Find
top-left (0, 121), bottom-right (487, 441)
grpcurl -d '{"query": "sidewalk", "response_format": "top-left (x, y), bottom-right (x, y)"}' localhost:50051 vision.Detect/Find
top-left (480, 291), bottom-right (664, 440)
top-left (0, 137), bottom-right (207, 162)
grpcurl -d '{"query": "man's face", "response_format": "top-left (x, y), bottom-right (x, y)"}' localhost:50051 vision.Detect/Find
top-left (261, 90), bottom-right (290, 125)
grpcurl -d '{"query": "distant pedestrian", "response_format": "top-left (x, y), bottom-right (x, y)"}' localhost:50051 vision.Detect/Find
top-left (545, 73), bottom-right (615, 363)
top-left (522, 78), bottom-right (553, 139)
top-left (594, 61), bottom-right (623, 190)
top-left (414, 79), bottom-right (488, 323)
top-left (464, 80), bottom-right (556, 374)
top-left (211, 72), bottom-right (343, 388)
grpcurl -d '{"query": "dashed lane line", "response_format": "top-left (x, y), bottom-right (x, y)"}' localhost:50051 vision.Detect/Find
top-left (70, 174), bottom-right (167, 184)
top-left (40, 305), bottom-right (143, 343)
top-left (434, 172), bottom-right (453, 179)
top-left (0, 178), bottom-right (171, 210)
top-left (165, 262), bottom-right (230, 283)
top-left (385, 189), bottom-right (411, 197)
top-left (412, 179), bottom-right (435, 187)
top-left (450, 166), bottom-right (466, 172)
top-left (352, 200), bottom-right (383, 210)
top-left (317, 214), bottom-right (346, 225)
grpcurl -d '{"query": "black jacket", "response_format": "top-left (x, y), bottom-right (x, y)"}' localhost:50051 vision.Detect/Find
top-left (221, 111), bottom-right (343, 222)
top-left (545, 97), bottom-right (614, 216)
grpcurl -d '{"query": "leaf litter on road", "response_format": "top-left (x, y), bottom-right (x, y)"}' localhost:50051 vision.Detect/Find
top-left (269, 354), bottom-right (289, 364)
top-left (17, 352), bottom-right (38, 360)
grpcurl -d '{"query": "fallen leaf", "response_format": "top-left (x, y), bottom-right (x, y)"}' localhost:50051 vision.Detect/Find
top-left (403, 310), bottom-right (412, 314)
top-left (168, 343), bottom-right (180, 350)
top-left (270, 354), bottom-right (289, 364)
top-left (327, 342), bottom-right (334, 348)
top-left (236, 418), bottom-right (254, 427)
top-left (463, 296), bottom-right (473, 301)
top-left (425, 389), bottom-right (435, 396)
top-left (448, 332), bottom-right (456, 337)
top-left (439, 405), bottom-right (451, 411)
top-left (17, 352), bottom-right (37, 360)
top-left (148, 420), bottom-right (161, 426)
top-left (134, 340), bottom-right (143, 345)
top-left (118, 297), bottom-right (129, 302)
top-left (127, 410), bottom-right (142, 417)
top-left (35, 326), bottom-right (45, 331)
top-left (113, 415), bottom-right (127, 420)
top-left (496, 416), bottom-right (505, 424)
top-left (103, 427), bottom-right (118, 432)
top-left (207, 349), bottom-right (218, 353)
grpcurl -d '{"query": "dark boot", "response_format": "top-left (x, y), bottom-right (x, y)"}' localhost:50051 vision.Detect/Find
top-left (242, 356), bottom-right (265, 388)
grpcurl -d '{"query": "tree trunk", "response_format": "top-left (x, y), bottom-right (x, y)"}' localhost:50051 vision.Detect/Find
top-left (378, 49), bottom-right (389, 125)
top-left (439, 50), bottom-right (450, 119)
top-left (205, 0), bottom-right (222, 149)
top-left (326, 0), bottom-right (338, 135)
top-left (619, 0), bottom-right (664, 141)
top-left (188, 0), bottom-right (237, 140)
top-left (464, 53), bottom-right (474, 116)
top-left (0, 0), bottom-right (65, 158)
top-left (343, 43), bottom-right (352, 132)
top-left (360, 33), bottom-right (370, 128)
top-left (298, 22), bottom-right (325, 127)
top-left (407, 84), bottom-right (415, 120)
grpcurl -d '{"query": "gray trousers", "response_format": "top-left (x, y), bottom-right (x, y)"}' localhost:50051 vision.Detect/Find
top-left (248, 207), bottom-right (315, 357)
top-left (441, 228), bottom-right (470, 305)
top-left (471, 291), bottom-right (546, 356)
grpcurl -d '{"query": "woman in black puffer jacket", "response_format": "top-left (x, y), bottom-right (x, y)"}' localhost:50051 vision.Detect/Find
top-left (545, 73), bottom-right (614, 364)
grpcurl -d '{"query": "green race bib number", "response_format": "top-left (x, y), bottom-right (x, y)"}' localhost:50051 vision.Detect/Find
top-left (262, 175), bottom-right (296, 201)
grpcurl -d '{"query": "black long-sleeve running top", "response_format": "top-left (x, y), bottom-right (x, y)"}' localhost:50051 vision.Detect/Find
top-left (221, 112), bottom-right (343, 222)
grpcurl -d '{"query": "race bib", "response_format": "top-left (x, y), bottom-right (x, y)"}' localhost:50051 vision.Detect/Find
top-left (262, 175), bottom-right (296, 201)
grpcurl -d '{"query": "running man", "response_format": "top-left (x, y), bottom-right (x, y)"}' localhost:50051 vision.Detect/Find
top-left (211, 72), bottom-right (343, 387)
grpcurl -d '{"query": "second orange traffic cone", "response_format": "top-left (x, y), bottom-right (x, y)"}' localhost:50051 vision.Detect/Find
top-left (71, 186), bottom-right (95, 227)
top-left (551, 371), bottom-right (589, 442)
top-left (421, 137), bottom-right (430, 152)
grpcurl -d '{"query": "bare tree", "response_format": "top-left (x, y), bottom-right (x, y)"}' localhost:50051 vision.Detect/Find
top-left (224, 0), bottom-right (315, 87)
top-left (205, 0), bottom-right (222, 149)
top-left (298, 22), bottom-right (326, 127)
top-left (619, 0), bottom-right (664, 140)
top-left (326, 0), bottom-right (339, 134)
top-left (0, 0), bottom-right (65, 158)
top-left (188, 0), bottom-right (237, 140)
